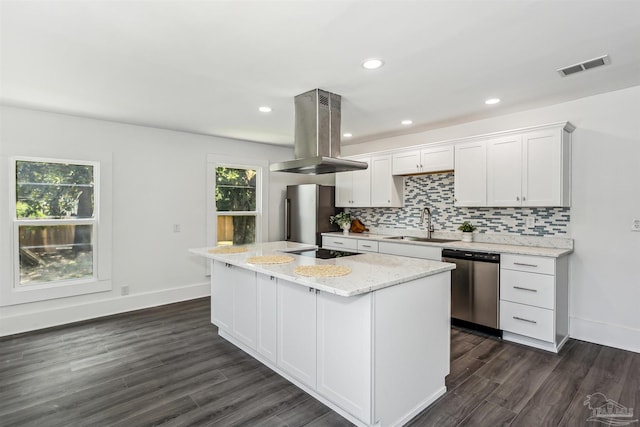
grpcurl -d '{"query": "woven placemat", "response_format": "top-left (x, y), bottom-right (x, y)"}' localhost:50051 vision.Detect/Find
top-left (294, 265), bottom-right (352, 277)
top-left (247, 255), bottom-right (295, 265)
top-left (208, 247), bottom-right (248, 254)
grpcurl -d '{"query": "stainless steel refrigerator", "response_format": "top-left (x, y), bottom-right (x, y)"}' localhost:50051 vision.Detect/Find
top-left (285, 184), bottom-right (338, 246)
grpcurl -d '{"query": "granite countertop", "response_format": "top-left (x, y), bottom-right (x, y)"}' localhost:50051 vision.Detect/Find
top-left (322, 232), bottom-right (573, 258)
top-left (189, 241), bottom-right (455, 297)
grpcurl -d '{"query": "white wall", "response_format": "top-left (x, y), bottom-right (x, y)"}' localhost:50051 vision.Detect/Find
top-left (0, 106), bottom-right (330, 335)
top-left (345, 85), bottom-right (640, 353)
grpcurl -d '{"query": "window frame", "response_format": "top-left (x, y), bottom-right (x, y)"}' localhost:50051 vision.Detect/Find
top-left (206, 154), bottom-right (268, 248)
top-left (5, 156), bottom-right (111, 304)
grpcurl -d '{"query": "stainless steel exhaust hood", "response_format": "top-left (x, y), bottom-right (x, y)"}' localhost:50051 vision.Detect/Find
top-left (270, 89), bottom-right (368, 174)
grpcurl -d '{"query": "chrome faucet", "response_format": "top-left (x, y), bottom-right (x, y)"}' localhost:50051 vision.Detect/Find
top-left (421, 207), bottom-right (435, 238)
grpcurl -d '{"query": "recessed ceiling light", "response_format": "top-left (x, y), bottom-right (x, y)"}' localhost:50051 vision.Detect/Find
top-left (401, 119), bottom-right (413, 125)
top-left (343, 133), bottom-right (353, 138)
top-left (362, 58), bottom-right (384, 70)
top-left (258, 106), bottom-right (272, 113)
top-left (485, 98), bottom-right (501, 105)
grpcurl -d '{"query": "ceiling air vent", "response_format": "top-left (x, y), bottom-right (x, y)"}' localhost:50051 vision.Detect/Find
top-left (557, 54), bottom-right (610, 77)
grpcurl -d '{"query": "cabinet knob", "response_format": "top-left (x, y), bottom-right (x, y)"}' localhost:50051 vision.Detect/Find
top-left (523, 196), bottom-right (527, 201)
top-left (516, 196), bottom-right (520, 201)
top-left (420, 164), bottom-right (423, 168)
top-left (387, 199), bottom-right (390, 203)
top-left (416, 164), bottom-right (420, 169)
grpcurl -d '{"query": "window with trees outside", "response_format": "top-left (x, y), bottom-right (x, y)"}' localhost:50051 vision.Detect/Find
top-left (215, 166), bottom-right (259, 245)
top-left (12, 158), bottom-right (99, 287)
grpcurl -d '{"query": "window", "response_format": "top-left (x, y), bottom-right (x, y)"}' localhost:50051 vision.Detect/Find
top-left (215, 166), bottom-right (257, 245)
top-left (15, 159), bottom-right (97, 286)
top-left (4, 156), bottom-right (112, 304)
top-left (207, 155), bottom-right (268, 247)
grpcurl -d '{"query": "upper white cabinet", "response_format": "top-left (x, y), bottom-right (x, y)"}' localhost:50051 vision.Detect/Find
top-left (336, 155), bottom-right (403, 208)
top-left (454, 140), bottom-right (488, 207)
top-left (392, 145), bottom-right (454, 175)
top-left (487, 124), bottom-right (572, 207)
top-left (370, 155), bottom-right (403, 207)
top-left (335, 156), bottom-right (371, 207)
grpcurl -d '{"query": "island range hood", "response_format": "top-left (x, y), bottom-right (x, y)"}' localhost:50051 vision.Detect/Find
top-left (270, 89), bottom-right (368, 174)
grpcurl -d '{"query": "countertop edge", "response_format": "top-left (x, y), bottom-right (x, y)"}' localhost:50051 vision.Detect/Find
top-left (321, 232), bottom-right (573, 258)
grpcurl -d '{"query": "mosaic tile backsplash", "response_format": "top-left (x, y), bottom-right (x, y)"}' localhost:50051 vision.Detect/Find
top-left (347, 173), bottom-right (571, 237)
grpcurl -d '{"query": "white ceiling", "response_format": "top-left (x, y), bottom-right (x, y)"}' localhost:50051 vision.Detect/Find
top-left (2, 1), bottom-right (639, 147)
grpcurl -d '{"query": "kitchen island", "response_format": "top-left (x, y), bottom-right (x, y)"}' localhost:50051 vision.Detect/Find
top-left (189, 241), bottom-right (455, 427)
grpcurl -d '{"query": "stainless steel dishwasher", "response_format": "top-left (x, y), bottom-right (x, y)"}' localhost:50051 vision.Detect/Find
top-left (442, 249), bottom-right (501, 335)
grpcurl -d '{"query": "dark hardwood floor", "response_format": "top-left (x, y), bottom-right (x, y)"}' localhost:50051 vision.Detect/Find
top-left (1, 298), bottom-right (638, 426)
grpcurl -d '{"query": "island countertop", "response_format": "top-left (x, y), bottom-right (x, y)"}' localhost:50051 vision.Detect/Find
top-left (189, 241), bottom-right (455, 297)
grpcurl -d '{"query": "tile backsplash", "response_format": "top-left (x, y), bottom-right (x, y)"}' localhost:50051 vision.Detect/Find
top-left (347, 173), bottom-right (570, 237)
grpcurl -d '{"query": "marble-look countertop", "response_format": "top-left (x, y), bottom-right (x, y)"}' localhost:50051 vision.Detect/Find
top-left (189, 241), bottom-right (455, 297)
top-left (322, 232), bottom-right (573, 258)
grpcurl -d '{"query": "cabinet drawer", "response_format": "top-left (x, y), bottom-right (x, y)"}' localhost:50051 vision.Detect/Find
top-left (500, 301), bottom-right (554, 342)
top-left (501, 269), bottom-right (555, 309)
top-left (357, 240), bottom-right (378, 253)
top-left (322, 236), bottom-right (357, 251)
top-left (501, 254), bottom-right (555, 275)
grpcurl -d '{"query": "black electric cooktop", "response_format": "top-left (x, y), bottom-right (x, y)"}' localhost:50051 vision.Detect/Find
top-left (286, 248), bottom-right (362, 259)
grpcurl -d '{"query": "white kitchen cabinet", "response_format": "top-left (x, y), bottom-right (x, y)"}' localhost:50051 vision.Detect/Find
top-left (377, 241), bottom-right (442, 260)
top-left (499, 253), bottom-right (569, 353)
top-left (321, 235), bottom-right (358, 251)
top-left (277, 279), bottom-right (317, 388)
top-left (487, 134), bottom-right (523, 206)
top-left (231, 265), bottom-right (258, 350)
top-left (257, 273), bottom-right (277, 364)
top-left (392, 145), bottom-right (454, 175)
top-left (522, 127), bottom-right (572, 207)
top-left (211, 260), bottom-right (235, 333)
top-left (454, 140), bottom-right (487, 206)
top-left (317, 291), bottom-right (373, 423)
top-left (322, 235), bottom-right (379, 254)
top-left (487, 124), bottom-right (572, 207)
top-left (335, 156), bottom-right (371, 207)
top-left (422, 145), bottom-right (454, 172)
top-left (370, 154), bottom-right (403, 207)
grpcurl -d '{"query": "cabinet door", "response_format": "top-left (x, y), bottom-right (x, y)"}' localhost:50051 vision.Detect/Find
top-left (371, 155), bottom-right (402, 207)
top-left (454, 140), bottom-right (487, 206)
top-left (211, 260), bottom-right (234, 332)
top-left (335, 171), bottom-right (353, 207)
top-left (351, 159), bottom-right (371, 207)
top-left (277, 280), bottom-right (317, 388)
top-left (487, 135), bottom-right (523, 206)
top-left (523, 129), bottom-right (564, 206)
top-left (231, 265), bottom-right (258, 349)
top-left (392, 150), bottom-right (420, 175)
top-left (421, 145), bottom-right (454, 173)
top-left (257, 274), bottom-right (277, 364)
top-left (317, 291), bottom-right (372, 424)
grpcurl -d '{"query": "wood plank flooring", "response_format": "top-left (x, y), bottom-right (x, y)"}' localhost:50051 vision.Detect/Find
top-left (1, 298), bottom-right (638, 426)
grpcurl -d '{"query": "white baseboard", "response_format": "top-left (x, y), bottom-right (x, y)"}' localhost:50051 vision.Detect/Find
top-left (570, 316), bottom-right (640, 353)
top-left (0, 282), bottom-right (210, 337)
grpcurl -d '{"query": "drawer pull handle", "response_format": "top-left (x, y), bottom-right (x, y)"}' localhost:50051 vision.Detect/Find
top-left (361, 244), bottom-right (371, 248)
top-left (333, 241), bottom-right (343, 245)
top-left (514, 262), bottom-right (538, 268)
top-left (514, 286), bottom-right (537, 292)
top-left (513, 316), bottom-right (537, 324)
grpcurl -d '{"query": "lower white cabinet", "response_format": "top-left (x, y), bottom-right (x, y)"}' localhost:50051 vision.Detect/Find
top-left (257, 273), bottom-right (277, 364)
top-left (276, 279), bottom-right (317, 389)
top-left (317, 291), bottom-right (372, 422)
top-left (211, 261), bottom-right (258, 349)
top-left (499, 254), bottom-right (569, 353)
top-left (210, 261), bottom-right (236, 333)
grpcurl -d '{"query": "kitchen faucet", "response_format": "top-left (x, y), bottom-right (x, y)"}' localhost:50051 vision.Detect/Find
top-left (421, 207), bottom-right (435, 238)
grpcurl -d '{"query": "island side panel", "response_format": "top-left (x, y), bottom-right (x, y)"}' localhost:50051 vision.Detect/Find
top-left (373, 271), bottom-right (451, 426)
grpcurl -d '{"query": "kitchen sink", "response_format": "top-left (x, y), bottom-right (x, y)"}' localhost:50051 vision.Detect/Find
top-left (383, 235), bottom-right (457, 243)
